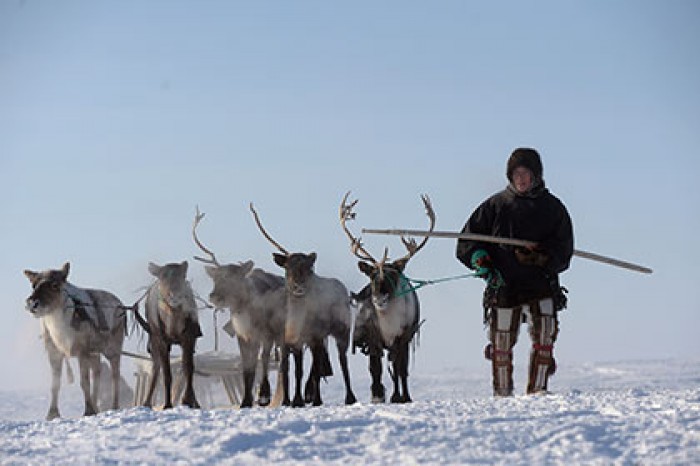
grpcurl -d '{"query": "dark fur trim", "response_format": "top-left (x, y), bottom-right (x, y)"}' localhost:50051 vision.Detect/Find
top-left (507, 147), bottom-right (543, 181)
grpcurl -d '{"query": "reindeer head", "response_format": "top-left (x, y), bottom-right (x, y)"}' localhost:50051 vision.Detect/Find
top-left (204, 261), bottom-right (254, 308)
top-left (250, 203), bottom-right (318, 298)
top-left (192, 205), bottom-right (247, 308)
top-left (357, 258), bottom-right (410, 311)
top-left (24, 262), bottom-right (70, 317)
top-left (148, 261), bottom-right (192, 310)
top-left (340, 192), bottom-right (435, 311)
top-left (273, 252), bottom-right (317, 297)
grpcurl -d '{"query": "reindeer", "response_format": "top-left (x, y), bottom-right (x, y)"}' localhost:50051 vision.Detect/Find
top-left (137, 261), bottom-right (202, 409)
top-left (23, 262), bottom-right (127, 420)
top-left (250, 203), bottom-right (357, 407)
top-left (340, 192), bottom-right (435, 403)
top-left (192, 207), bottom-right (286, 408)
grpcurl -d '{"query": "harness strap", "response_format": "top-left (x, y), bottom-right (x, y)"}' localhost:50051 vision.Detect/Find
top-left (533, 343), bottom-right (554, 351)
top-left (393, 272), bottom-right (484, 297)
top-left (64, 290), bottom-right (108, 332)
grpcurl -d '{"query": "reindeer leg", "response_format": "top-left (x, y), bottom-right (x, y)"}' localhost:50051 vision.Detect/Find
top-left (79, 354), bottom-right (97, 416)
top-left (368, 348), bottom-right (385, 403)
top-left (180, 336), bottom-right (199, 409)
top-left (45, 342), bottom-right (63, 420)
top-left (280, 344), bottom-right (291, 406)
top-left (291, 347), bottom-right (305, 408)
top-left (389, 348), bottom-right (402, 404)
top-left (238, 338), bottom-right (257, 408)
top-left (303, 355), bottom-right (316, 405)
top-left (306, 342), bottom-right (324, 406)
top-left (143, 340), bottom-right (162, 408)
top-left (399, 342), bottom-right (412, 403)
top-left (161, 346), bottom-right (173, 409)
top-left (108, 355), bottom-right (121, 410)
top-left (90, 354), bottom-right (101, 412)
top-left (334, 335), bottom-right (357, 405)
top-left (258, 339), bottom-right (273, 406)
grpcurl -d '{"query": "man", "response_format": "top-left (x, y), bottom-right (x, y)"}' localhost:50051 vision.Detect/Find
top-left (456, 148), bottom-right (574, 396)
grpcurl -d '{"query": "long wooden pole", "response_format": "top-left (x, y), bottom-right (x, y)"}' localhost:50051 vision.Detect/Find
top-left (361, 228), bottom-right (653, 275)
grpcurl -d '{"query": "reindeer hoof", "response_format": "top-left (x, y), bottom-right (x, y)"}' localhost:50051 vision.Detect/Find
top-left (390, 393), bottom-right (402, 403)
top-left (345, 393), bottom-right (357, 405)
top-left (371, 384), bottom-right (385, 403)
top-left (258, 395), bottom-right (271, 407)
top-left (304, 382), bottom-right (315, 404)
top-left (292, 396), bottom-right (305, 408)
top-left (46, 408), bottom-right (60, 421)
top-left (240, 398), bottom-right (253, 409)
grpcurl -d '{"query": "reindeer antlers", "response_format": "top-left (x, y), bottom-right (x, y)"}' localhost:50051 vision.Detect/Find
top-left (192, 205), bottom-right (221, 266)
top-left (340, 191), bottom-right (384, 266)
top-left (398, 194), bottom-right (436, 262)
top-left (249, 202), bottom-right (289, 256)
top-left (341, 192), bottom-right (436, 265)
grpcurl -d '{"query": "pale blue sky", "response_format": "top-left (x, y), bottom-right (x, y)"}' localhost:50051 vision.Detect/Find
top-left (1, 1), bottom-right (698, 391)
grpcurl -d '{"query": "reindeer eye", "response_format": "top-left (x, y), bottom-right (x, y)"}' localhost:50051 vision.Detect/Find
top-left (50, 282), bottom-right (61, 291)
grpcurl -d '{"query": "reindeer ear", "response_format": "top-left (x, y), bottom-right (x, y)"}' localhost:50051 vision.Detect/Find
top-left (308, 252), bottom-right (317, 265)
top-left (24, 270), bottom-right (39, 285)
top-left (61, 262), bottom-right (70, 280)
top-left (241, 260), bottom-right (255, 275)
top-left (392, 258), bottom-right (409, 273)
top-left (180, 261), bottom-right (189, 274)
top-left (358, 261), bottom-right (374, 277)
top-left (273, 253), bottom-right (287, 268)
top-left (148, 262), bottom-right (162, 277)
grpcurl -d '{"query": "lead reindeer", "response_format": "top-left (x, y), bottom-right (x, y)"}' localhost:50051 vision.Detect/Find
top-left (139, 261), bottom-right (202, 409)
top-left (250, 203), bottom-right (357, 407)
top-left (340, 192), bottom-right (435, 403)
top-left (23, 262), bottom-right (127, 420)
top-left (192, 208), bottom-right (286, 408)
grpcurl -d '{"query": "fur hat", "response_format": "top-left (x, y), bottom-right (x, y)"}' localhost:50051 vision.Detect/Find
top-left (507, 147), bottom-right (543, 181)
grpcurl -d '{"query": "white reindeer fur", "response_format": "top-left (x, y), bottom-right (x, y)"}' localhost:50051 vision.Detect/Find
top-left (374, 291), bottom-right (418, 347)
top-left (284, 274), bottom-right (352, 346)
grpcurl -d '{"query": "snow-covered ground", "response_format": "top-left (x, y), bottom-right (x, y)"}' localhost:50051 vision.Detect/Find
top-left (1, 359), bottom-right (699, 465)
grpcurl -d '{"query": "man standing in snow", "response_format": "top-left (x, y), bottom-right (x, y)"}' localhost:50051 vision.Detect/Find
top-left (456, 148), bottom-right (574, 396)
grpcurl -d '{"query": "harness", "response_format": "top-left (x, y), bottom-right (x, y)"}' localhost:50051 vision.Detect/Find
top-left (394, 270), bottom-right (504, 297)
top-left (63, 288), bottom-right (109, 332)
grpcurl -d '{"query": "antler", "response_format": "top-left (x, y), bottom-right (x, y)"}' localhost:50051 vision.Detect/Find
top-left (249, 202), bottom-right (289, 256)
top-left (397, 194), bottom-right (436, 262)
top-left (340, 191), bottom-right (380, 265)
top-left (192, 205), bottom-right (221, 266)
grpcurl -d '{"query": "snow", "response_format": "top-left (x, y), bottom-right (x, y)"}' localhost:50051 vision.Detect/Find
top-left (1, 359), bottom-right (699, 465)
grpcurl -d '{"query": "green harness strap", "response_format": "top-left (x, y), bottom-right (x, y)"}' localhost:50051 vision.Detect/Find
top-left (393, 271), bottom-right (502, 297)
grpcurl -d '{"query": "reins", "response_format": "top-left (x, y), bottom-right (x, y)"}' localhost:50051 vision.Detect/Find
top-left (394, 270), bottom-right (505, 297)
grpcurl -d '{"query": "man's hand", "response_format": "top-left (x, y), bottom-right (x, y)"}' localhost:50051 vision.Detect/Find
top-left (471, 249), bottom-right (493, 276)
top-left (471, 249), bottom-right (505, 288)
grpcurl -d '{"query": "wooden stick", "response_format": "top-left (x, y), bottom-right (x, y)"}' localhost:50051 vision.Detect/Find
top-left (361, 228), bottom-right (653, 275)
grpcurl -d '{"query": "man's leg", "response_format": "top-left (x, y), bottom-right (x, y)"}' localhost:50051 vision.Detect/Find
top-left (527, 298), bottom-right (559, 394)
top-left (487, 306), bottom-right (522, 397)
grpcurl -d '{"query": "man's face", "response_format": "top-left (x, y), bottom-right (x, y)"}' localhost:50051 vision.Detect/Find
top-left (512, 166), bottom-right (534, 194)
